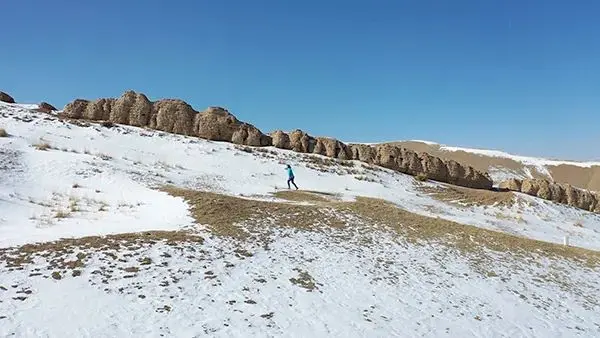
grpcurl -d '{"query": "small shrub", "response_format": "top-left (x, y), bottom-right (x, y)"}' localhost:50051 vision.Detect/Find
top-left (574, 221), bottom-right (584, 228)
top-left (238, 146), bottom-right (254, 153)
top-left (72, 183), bottom-right (81, 188)
top-left (34, 142), bottom-right (52, 151)
top-left (415, 173), bottom-right (429, 182)
top-left (0, 128), bottom-right (8, 137)
top-left (97, 153), bottom-right (112, 161)
top-left (101, 121), bottom-right (115, 128)
top-left (54, 210), bottom-right (70, 218)
top-left (69, 199), bottom-right (79, 212)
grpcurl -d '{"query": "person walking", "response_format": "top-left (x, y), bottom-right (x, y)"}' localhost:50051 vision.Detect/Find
top-left (286, 164), bottom-right (299, 190)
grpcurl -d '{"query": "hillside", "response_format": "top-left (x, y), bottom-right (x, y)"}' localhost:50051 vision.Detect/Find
top-left (386, 141), bottom-right (600, 192)
top-left (2, 100), bottom-right (600, 337)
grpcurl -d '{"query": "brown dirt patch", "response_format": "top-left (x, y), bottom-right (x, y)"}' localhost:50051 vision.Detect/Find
top-left (163, 187), bottom-right (348, 240)
top-left (273, 190), bottom-right (338, 203)
top-left (417, 183), bottom-right (516, 208)
top-left (164, 187), bottom-right (600, 267)
top-left (0, 230), bottom-right (203, 269)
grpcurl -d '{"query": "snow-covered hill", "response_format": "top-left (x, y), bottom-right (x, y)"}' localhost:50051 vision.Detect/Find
top-left (2, 102), bottom-right (600, 337)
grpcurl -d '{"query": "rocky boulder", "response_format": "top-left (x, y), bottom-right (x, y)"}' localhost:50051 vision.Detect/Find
top-left (374, 144), bottom-right (403, 172)
top-left (270, 130), bottom-right (291, 149)
top-left (521, 179), bottom-right (541, 196)
top-left (148, 99), bottom-right (196, 136)
top-left (37, 102), bottom-right (58, 113)
top-left (419, 152), bottom-right (448, 182)
top-left (112, 90), bottom-right (152, 126)
top-left (62, 98), bottom-right (114, 120)
top-left (0, 91), bottom-right (15, 103)
top-left (289, 130), bottom-right (316, 153)
top-left (195, 106), bottom-right (269, 146)
top-left (511, 178), bottom-right (599, 213)
top-left (399, 148), bottom-right (423, 175)
top-left (349, 144), bottom-right (377, 164)
top-left (498, 178), bottom-right (522, 191)
top-left (314, 137), bottom-right (351, 160)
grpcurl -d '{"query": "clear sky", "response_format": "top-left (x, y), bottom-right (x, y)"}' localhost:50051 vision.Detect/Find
top-left (2, 0), bottom-right (598, 160)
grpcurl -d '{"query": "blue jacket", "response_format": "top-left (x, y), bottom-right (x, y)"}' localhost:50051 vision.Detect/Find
top-left (287, 167), bottom-right (294, 178)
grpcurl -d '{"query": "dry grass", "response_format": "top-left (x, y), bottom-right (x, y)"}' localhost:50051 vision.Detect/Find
top-left (163, 187), bottom-right (600, 267)
top-left (163, 187), bottom-right (348, 240)
top-left (272, 190), bottom-right (337, 203)
top-left (415, 173), bottom-right (429, 182)
top-left (417, 184), bottom-right (516, 208)
top-left (0, 230), bottom-right (204, 269)
top-left (0, 128), bottom-right (8, 137)
top-left (54, 210), bottom-right (71, 219)
top-left (33, 142), bottom-right (52, 151)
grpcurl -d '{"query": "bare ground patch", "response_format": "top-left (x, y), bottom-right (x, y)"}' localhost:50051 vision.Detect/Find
top-left (0, 231), bottom-right (204, 269)
top-left (164, 187), bottom-right (600, 268)
top-left (272, 190), bottom-right (339, 203)
top-left (162, 187), bottom-right (350, 241)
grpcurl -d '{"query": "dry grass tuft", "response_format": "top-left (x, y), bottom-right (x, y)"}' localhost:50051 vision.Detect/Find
top-left (272, 190), bottom-right (336, 203)
top-left (33, 142), bottom-right (52, 151)
top-left (0, 128), bottom-right (8, 137)
top-left (418, 184), bottom-right (516, 208)
top-left (415, 173), bottom-right (429, 182)
top-left (54, 210), bottom-right (71, 219)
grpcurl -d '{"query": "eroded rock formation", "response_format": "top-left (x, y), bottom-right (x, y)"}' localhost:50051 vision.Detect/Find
top-left (500, 178), bottom-right (599, 213)
top-left (61, 90), bottom-right (493, 190)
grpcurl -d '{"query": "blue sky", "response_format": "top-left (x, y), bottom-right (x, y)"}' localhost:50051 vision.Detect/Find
top-left (2, 0), bottom-right (598, 160)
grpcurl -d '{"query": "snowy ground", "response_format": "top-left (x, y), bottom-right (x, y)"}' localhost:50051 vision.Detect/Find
top-left (2, 102), bottom-right (600, 337)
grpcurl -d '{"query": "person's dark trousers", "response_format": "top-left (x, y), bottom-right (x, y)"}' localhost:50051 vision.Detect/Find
top-left (288, 177), bottom-right (298, 189)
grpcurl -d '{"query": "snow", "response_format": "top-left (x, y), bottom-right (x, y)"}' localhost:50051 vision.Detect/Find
top-left (440, 145), bottom-right (600, 168)
top-left (2, 102), bottom-right (600, 337)
top-left (2, 101), bottom-right (600, 249)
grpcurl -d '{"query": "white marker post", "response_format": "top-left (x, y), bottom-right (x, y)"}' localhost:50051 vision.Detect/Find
top-left (563, 236), bottom-right (569, 247)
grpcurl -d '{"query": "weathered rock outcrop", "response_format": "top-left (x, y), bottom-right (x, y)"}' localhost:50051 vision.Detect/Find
top-left (37, 102), bottom-right (58, 113)
top-left (498, 178), bottom-right (522, 191)
top-left (349, 144), bottom-right (377, 164)
top-left (270, 130), bottom-right (291, 149)
top-left (62, 91), bottom-right (269, 146)
top-left (419, 152), bottom-right (448, 182)
top-left (288, 130), bottom-right (316, 153)
top-left (0, 91), bottom-right (15, 103)
top-left (60, 90), bottom-right (493, 190)
top-left (500, 178), bottom-right (600, 213)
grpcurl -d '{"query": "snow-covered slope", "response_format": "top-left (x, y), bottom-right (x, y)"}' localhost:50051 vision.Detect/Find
top-left (2, 102), bottom-right (600, 337)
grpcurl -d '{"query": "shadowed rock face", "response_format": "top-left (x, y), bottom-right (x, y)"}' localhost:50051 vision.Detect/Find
top-left (0, 91), bottom-right (15, 103)
top-left (500, 178), bottom-right (600, 213)
top-left (61, 90), bottom-right (493, 190)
